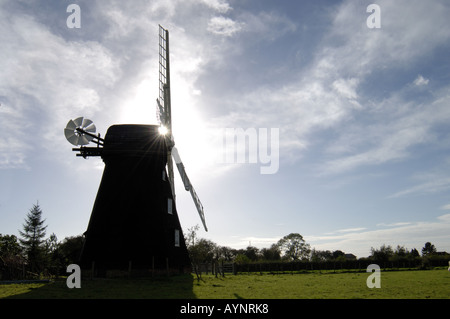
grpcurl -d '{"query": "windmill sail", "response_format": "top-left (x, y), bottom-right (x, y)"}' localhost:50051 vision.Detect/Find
top-left (157, 25), bottom-right (175, 200)
top-left (171, 147), bottom-right (208, 232)
top-left (156, 24), bottom-right (209, 232)
top-left (157, 25), bottom-right (170, 126)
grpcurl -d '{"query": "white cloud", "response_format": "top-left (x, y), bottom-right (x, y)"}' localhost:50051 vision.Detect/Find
top-left (198, 0), bottom-right (231, 13)
top-left (324, 227), bottom-right (367, 235)
top-left (335, 227), bottom-right (367, 233)
top-left (321, 122), bottom-right (430, 175)
top-left (332, 78), bottom-right (360, 101)
top-left (238, 11), bottom-right (297, 41)
top-left (437, 214), bottom-right (450, 222)
top-left (207, 16), bottom-right (243, 37)
top-left (376, 222), bottom-right (412, 227)
top-left (0, 100), bottom-right (32, 169)
top-left (389, 175), bottom-right (450, 199)
top-left (239, 236), bottom-right (282, 247)
top-left (414, 75), bottom-right (429, 86)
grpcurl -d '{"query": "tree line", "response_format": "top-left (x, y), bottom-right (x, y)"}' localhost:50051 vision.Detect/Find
top-left (184, 225), bottom-right (448, 267)
top-left (1, 204), bottom-right (448, 280)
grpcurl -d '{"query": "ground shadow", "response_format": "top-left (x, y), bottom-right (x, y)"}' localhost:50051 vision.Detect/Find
top-left (2, 274), bottom-right (197, 299)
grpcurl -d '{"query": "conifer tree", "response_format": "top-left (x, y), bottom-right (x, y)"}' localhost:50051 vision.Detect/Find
top-left (19, 202), bottom-right (47, 274)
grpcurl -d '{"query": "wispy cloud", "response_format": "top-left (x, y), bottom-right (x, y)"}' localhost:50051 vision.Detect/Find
top-left (414, 75), bottom-right (430, 86)
top-left (334, 227), bottom-right (367, 234)
top-left (0, 0), bottom-right (237, 173)
top-left (238, 10), bottom-right (297, 41)
top-left (376, 222), bottom-right (412, 227)
top-left (389, 177), bottom-right (450, 198)
top-left (0, 7), bottom-right (121, 169)
top-left (306, 214), bottom-right (450, 257)
top-left (204, 0), bottom-right (450, 179)
top-left (198, 0), bottom-right (232, 13)
top-left (207, 16), bottom-right (243, 37)
top-left (311, 0), bottom-right (450, 175)
top-left (388, 163), bottom-right (450, 198)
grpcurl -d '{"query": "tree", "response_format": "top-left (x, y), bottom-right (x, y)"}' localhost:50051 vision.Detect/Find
top-left (409, 248), bottom-right (420, 258)
top-left (185, 225), bottom-right (200, 250)
top-left (42, 235), bottom-right (84, 275)
top-left (261, 244), bottom-right (281, 261)
top-left (0, 234), bottom-right (22, 258)
top-left (43, 233), bottom-right (61, 274)
top-left (243, 246), bottom-right (260, 261)
top-left (185, 225), bottom-right (219, 265)
top-left (276, 233), bottom-right (311, 261)
top-left (216, 246), bottom-right (236, 262)
top-left (421, 242), bottom-right (436, 256)
top-left (44, 233), bottom-right (59, 255)
top-left (19, 202), bottom-right (48, 273)
top-left (370, 244), bottom-right (394, 263)
top-left (234, 254), bottom-right (251, 265)
top-left (332, 250), bottom-right (345, 260)
top-left (58, 235), bottom-right (84, 265)
top-left (188, 238), bottom-right (218, 264)
top-left (310, 249), bottom-right (333, 262)
top-left (0, 234), bottom-right (25, 280)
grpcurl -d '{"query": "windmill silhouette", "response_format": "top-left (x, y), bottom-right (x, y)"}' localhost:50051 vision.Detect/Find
top-left (64, 25), bottom-right (207, 275)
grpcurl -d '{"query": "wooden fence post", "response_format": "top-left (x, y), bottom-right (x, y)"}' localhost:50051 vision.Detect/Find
top-left (166, 258), bottom-right (169, 277)
top-left (91, 261), bottom-right (95, 279)
top-left (152, 256), bottom-right (154, 277)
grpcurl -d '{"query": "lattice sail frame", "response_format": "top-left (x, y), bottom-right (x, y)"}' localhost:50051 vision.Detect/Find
top-left (157, 25), bottom-right (175, 199)
top-left (157, 25), bottom-right (169, 127)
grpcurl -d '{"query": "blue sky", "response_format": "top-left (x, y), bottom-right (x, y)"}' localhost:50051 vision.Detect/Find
top-left (1, 0), bottom-right (450, 258)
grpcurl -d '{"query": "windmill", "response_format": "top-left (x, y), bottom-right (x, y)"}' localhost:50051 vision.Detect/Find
top-left (64, 25), bottom-right (207, 275)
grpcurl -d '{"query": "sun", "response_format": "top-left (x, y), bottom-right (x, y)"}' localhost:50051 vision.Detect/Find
top-left (158, 125), bottom-right (169, 135)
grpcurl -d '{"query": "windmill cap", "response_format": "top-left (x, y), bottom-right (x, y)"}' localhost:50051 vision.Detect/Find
top-left (102, 124), bottom-right (168, 157)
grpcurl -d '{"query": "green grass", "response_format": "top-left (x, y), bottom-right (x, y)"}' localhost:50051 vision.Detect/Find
top-left (1, 268), bottom-right (449, 299)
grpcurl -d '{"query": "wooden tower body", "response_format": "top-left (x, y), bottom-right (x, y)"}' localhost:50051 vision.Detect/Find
top-left (79, 124), bottom-right (191, 273)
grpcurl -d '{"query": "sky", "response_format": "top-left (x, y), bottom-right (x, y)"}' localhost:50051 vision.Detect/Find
top-left (1, 0), bottom-right (450, 258)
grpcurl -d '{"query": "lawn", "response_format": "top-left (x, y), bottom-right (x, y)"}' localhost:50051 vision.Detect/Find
top-left (1, 268), bottom-right (449, 299)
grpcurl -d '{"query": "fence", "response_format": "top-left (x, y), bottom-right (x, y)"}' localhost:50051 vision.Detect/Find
top-left (194, 257), bottom-right (449, 276)
top-left (0, 261), bottom-right (55, 281)
top-left (194, 262), bottom-right (235, 277)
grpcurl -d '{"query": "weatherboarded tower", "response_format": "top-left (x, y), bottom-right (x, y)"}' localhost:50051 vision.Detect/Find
top-left (79, 124), bottom-right (191, 275)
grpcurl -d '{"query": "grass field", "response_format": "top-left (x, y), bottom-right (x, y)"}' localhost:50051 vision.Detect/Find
top-left (1, 268), bottom-right (449, 299)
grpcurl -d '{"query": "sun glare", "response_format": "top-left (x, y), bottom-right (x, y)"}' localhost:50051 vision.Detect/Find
top-left (158, 125), bottom-right (168, 135)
